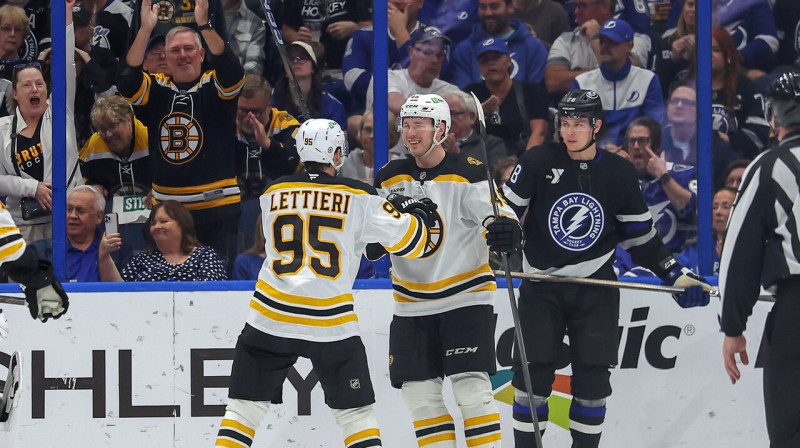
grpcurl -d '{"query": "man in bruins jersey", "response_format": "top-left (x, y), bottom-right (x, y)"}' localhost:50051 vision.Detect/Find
top-left (118, 0), bottom-right (244, 273)
top-left (215, 119), bottom-right (437, 448)
top-left (374, 93), bottom-right (515, 448)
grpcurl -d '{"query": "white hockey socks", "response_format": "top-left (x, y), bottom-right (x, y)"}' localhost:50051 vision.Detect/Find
top-left (330, 404), bottom-right (382, 448)
top-left (215, 398), bottom-right (269, 448)
top-left (402, 379), bottom-right (456, 447)
top-left (451, 372), bottom-right (501, 447)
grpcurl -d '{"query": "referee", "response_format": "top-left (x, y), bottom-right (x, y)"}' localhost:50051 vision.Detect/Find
top-left (720, 71), bottom-right (800, 447)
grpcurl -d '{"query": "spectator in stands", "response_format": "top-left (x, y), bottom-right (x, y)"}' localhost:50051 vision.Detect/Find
top-left (442, 90), bottom-right (506, 170)
top-left (492, 154), bottom-right (517, 189)
top-left (711, 27), bottom-right (769, 160)
top-left (99, 200), bottom-right (227, 281)
top-left (723, 159), bottom-right (750, 190)
top-left (1, 0), bottom-right (48, 61)
top-left (662, 84), bottom-right (735, 191)
top-left (65, 185), bottom-right (105, 282)
top-left (273, 41), bottom-right (348, 131)
top-left (142, 34), bottom-right (169, 75)
top-left (510, 0), bottom-right (570, 50)
top-left (448, 0), bottom-right (548, 88)
top-left (130, 0), bottom-right (228, 42)
top-left (80, 96), bottom-right (151, 199)
top-left (232, 213), bottom-right (264, 280)
top-left (677, 187), bottom-right (736, 275)
top-left (653, 0), bottom-right (694, 97)
top-left (220, 0), bottom-right (265, 74)
top-left (340, 109), bottom-right (387, 183)
top-left (544, 0), bottom-right (650, 95)
top-left (0, 4), bottom-right (80, 243)
top-left (715, 0), bottom-right (778, 75)
top-left (368, 26), bottom-right (459, 115)
top-left (572, 19), bottom-right (663, 150)
top-left (0, 5), bottom-right (35, 81)
top-left (119, 0), bottom-right (245, 273)
top-left (773, 0), bottom-right (800, 70)
top-left (280, 0), bottom-right (372, 71)
top-left (73, 0), bottom-right (132, 63)
top-left (235, 74), bottom-right (300, 200)
top-left (465, 38), bottom-right (548, 155)
top-left (419, 0), bottom-right (480, 44)
top-left (626, 116), bottom-right (696, 253)
top-left (342, 0), bottom-right (426, 111)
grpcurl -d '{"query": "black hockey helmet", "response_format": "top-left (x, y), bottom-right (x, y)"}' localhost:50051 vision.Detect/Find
top-left (557, 89), bottom-right (605, 125)
top-left (768, 71), bottom-right (800, 128)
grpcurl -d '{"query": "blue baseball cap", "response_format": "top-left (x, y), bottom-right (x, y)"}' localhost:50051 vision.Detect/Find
top-left (598, 19), bottom-right (634, 43)
top-left (476, 38), bottom-right (510, 57)
top-left (414, 26), bottom-right (452, 46)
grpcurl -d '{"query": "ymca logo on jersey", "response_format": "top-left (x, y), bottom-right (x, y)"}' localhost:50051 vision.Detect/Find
top-left (548, 192), bottom-right (604, 251)
top-left (546, 168), bottom-right (564, 184)
top-left (158, 112), bottom-right (204, 164)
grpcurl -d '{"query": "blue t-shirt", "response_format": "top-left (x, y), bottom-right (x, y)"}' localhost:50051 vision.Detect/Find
top-left (232, 253), bottom-right (265, 280)
top-left (67, 232), bottom-right (101, 282)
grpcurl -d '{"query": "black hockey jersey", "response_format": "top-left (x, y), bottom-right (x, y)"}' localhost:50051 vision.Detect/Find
top-left (80, 118), bottom-right (152, 198)
top-left (117, 47), bottom-right (245, 223)
top-left (503, 143), bottom-right (675, 279)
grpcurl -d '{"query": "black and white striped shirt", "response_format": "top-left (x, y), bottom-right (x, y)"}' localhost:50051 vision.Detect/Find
top-left (720, 132), bottom-right (800, 336)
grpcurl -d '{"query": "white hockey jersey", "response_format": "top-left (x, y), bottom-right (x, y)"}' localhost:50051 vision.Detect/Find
top-left (0, 200), bottom-right (25, 265)
top-left (375, 153), bottom-right (516, 317)
top-left (246, 171), bottom-right (430, 342)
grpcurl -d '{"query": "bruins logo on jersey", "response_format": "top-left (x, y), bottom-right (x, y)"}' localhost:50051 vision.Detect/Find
top-left (158, 112), bottom-right (204, 164)
top-left (421, 209), bottom-right (444, 258)
top-left (156, 0), bottom-right (176, 20)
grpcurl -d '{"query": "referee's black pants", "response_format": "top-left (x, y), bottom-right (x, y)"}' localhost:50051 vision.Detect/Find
top-left (763, 277), bottom-right (800, 448)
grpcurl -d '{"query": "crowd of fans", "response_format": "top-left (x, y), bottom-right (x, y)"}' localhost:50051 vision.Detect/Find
top-left (0, 0), bottom-right (796, 282)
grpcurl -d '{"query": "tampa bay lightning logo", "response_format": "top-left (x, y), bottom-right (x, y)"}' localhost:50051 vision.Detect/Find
top-left (549, 193), bottom-right (604, 251)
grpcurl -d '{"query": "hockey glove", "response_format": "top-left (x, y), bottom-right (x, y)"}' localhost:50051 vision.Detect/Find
top-left (365, 242), bottom-right (388, 261)
top-left (386, 193), bottom-right (438, 225)
top-left (664, 266), bottom-right (712, 308)
top-left (483, 216), bottom-right (524, 254)
top-left (20, 260), bottom-right (69, 322)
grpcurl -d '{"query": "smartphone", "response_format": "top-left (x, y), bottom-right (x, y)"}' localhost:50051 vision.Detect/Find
top-left (104, 213), bottom-right (119, 235)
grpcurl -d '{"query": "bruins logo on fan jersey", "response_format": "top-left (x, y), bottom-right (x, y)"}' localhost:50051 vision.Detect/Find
top-left (421, 209), bottom-right (444, 258)
top-left (156, 0), bottom-right (176, 20)
top-left (158, 112), bottom-right (204, 164)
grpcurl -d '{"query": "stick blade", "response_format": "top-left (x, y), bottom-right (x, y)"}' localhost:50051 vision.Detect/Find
top-left (469, 91), bottom-right (486, 129)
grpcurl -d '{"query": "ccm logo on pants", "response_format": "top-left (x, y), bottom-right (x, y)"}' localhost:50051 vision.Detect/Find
top-left (446, 347), bottom-right (478, 356)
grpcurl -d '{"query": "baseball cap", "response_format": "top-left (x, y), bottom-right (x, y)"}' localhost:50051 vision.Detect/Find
top-left (598, 19), bottom-right (634, 43)
top-left (476, 38), bottom-right (510, 58)
top-left (413, 26), bottom-right (451, 46)
top-left (146, 35), bottom-right (166, 54)
top-left (290, 41), bottom-right (318, 65)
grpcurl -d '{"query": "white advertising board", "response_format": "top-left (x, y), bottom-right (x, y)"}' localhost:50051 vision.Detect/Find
top-left (0, 288), bottom-right (771, 447)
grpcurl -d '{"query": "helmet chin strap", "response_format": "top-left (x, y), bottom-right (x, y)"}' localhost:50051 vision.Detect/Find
top-left (407, 122), bottom-right (447, 159)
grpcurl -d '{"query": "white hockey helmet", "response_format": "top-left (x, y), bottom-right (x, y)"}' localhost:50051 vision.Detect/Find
top-left (296, 118), bottom-right (348, 171)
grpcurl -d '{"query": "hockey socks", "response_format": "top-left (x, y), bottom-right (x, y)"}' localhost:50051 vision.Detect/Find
top-left (215, 399), bottom-right (269, 448)
top-left (331, 405), bottom-right (382, 448)
top-left (403, 379), bottom-right (457, 447)
top-left (512, 391), bottom-right (547, 448)
top-left (569, 398), bottom-right (606, 448)
top-left (452, 372), bottom-right (501, 447)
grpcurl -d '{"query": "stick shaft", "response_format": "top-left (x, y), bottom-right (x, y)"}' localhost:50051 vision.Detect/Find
top-left (0, 295), bottom-right (25, 306)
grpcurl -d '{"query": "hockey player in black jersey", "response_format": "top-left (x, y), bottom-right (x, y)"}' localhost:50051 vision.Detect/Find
top-left (487, 89), bottom-right (711, 447)
top-left (215, 119), bottom-right (438, 448)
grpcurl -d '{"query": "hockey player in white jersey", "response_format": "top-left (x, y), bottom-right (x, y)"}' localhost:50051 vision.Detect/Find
top-left (374, 94), bottom-right (518, 448)
top-left (215, 119), bottom-right (438, 448)
top-left (0, 200), bottom-right (70, 424)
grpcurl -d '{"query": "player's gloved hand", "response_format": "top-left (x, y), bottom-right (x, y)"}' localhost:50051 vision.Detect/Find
top-left (387, 193), bottom-right (438, 224)
top-left (664, 265), bottom-right (712, 308)
top-left (365, 242), bottom-right (388, 261)
top-left (483, 216), bottom-right (524, 254)
top-left (20, 260), bottom-right (69, 322)
top-left (0, 309), bottom-right (8, 340)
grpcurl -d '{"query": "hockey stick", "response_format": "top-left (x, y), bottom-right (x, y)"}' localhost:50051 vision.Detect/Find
top-left (0, 296), bottom-right (24, 306)
top-left (260, 0), bottom-right (312, 122)
top-left (470, 92), bottom-right (544, 446)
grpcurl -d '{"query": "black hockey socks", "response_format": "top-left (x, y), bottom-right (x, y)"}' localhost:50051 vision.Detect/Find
top-left (568, 398), bottom-right (605, 448)
top-left (512, 399), bottom-right (547, 447)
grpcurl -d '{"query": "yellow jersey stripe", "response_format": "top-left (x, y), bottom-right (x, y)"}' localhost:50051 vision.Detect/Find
top-left (153, 178), bottom-right (239, 194)
top-left (255, 280), bottom-right (354, 307)
top-left (392, 263), bottom-right (494, 291)
top-left (378, 175), bottom-right (415, 188)
top-left (393, 282), bottom-right (497, 303)
top-left (123, 73), bottom-right (150, 106)
top-left (0, 240), bottom-right (25, 262)
top-left (250, 299), bottom-right (358, 327)
top-left (432, 174), bottom-right (471, 183)
top-left (384, 216), bottom-right (419, 253)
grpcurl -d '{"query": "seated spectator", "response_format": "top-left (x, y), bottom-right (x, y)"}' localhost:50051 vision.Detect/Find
top-left (367, 26), bottom-right (459, 115)
top-left (442, 90), bottom-right (507, 170)
top-left (232, 213), bottom-right (264, 280)
top-left (0, 5), bottom-right (35, 81)
top-left (653, 0), bottom-right (695, 97)
top-left (465, 38), bottom-right (549, 154)
top-left (715, 0), bottom-right (778, 75)
top-left (99, 200), bottom-right (227, 281)
top-left (235, 74), bottom-right (300, 200)
top-left (723, 159), bottom-right (750, 190)
top-left (572, 19), bottom-right (663, 150)
top-left (0, 7), bottom-right (81, 243)
top-left (279, 0), bottom-right (371, 71)
top-left (142, 34), bottom-right (169, 75)
top-left (342, 0), bottom-right (427, 111)
top-left (510, 0), bottom-right (570, 50)
top-left (1, 0), bottom-right (47, 61)
top-left (662, 84), bottom-right (735, 190)
top-left (273, 41), bottom-right (348, 131)
top-left (544, 0), bottom-right (650, 95)
top-left (711, 27), bottom-right (769, 160)
top-left (492, 154), bottom-right (517, 190)
top-left (448, 0), bottom-right (548, 88)
top-left (339, 109), bottom-right (385, 183)
top-left (677, 187), bottom-right (736, 275)
top-left (80, 96), bottom-right (151, 199)
top-left (625, 116), bottom-right (696, 253)
top-left (66, 185), bottom-right (105, 282)
top-left (221, 0), bottom-right (265, 74)
top-left (419, 0), bottom-right (480, 43)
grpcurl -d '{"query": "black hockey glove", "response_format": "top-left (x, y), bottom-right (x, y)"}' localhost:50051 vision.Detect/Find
top-left (386, 193), bottom-right (438, 225)
top-left (663, 265), bottom-right (711, 308)
top-left (3, 247), bottom-right (69, 322)
top-left (483, 216), bottom-right (524, 254)
top-left (365, 242), bottom-right (388, 261)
